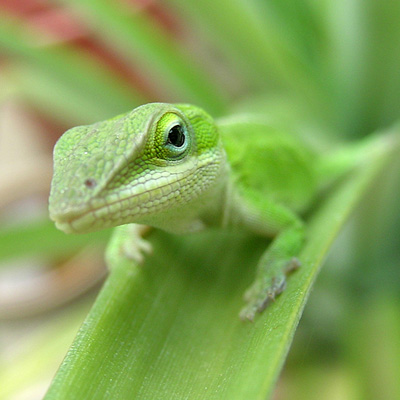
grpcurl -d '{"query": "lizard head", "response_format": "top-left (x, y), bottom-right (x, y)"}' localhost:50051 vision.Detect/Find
top-left (49, 103), bottom-right (227, 234)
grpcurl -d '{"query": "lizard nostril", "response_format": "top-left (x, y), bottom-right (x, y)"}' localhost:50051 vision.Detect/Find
top-left (84, 178), bottom-right (97, 189)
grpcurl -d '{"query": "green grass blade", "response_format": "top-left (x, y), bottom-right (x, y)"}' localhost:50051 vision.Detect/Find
top-left (58, 0), bottom-right (227, 114)
top-left (0, 219), bottom-right (110, 263)
top-left (0, 15), bottom-right (143, 123)
top-left (167, 0), bottom-right (325, 98)
top-left (3, 63), bottom-right (118, 125)
top-left (320, 0), bottom-right (368, 136)
top-left (360, 0), bottom-right (400, 131)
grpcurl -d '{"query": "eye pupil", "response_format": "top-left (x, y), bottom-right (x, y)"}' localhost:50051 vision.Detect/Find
top-left (167, 125), bottom-right (185, 147)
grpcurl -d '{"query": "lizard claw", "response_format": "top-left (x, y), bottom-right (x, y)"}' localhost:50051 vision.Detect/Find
top-left (105, 224), bottom-right (153, 269)
top-left (240, 257), bottom-right (301, 321)
top-left (240, 275), bottom-right (286, 321)
top-left (122, 236), bottom-right (152, 264)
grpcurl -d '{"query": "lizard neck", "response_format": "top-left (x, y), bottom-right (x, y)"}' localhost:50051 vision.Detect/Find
top-left (194, 159), bottom-right (234, 231)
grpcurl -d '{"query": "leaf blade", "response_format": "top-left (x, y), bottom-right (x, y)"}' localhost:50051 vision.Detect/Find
top-left (44, 129), bottom-right (398, 399)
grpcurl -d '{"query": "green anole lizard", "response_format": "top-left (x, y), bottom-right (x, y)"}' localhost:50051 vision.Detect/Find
top-left (48, 103), bottom-right (384, 320)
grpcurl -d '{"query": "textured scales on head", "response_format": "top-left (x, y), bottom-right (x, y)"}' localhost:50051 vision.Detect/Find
top-left (49, 103), bottom-right (227, 234)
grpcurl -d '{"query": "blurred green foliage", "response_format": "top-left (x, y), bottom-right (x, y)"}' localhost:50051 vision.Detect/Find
top-left (0, 0), bottom-right (399, 399)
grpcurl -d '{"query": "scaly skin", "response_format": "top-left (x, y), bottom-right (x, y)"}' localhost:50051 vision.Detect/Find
top-left (49, 103), bottom-right (318, 320)
top-left (49, 103), bottom-right (228, 234)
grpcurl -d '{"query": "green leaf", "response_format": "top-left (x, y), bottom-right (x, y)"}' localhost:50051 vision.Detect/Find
top-left (167, 0), bottom-right (325, 99)
top-left (0, 15), bottom-right (144, 124)
top-left (0, 304), bottom-right (90, 400)
top-left (43, 129), bottom-right (398, 399)
top-left (0, 219), bottom-right (110, 263)
top-left (58, 0), bottom-right (228, 114)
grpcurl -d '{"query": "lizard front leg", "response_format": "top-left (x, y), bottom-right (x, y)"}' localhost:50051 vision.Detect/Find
top-left (233, 193), bottom-right (305, 321)
top-left (105, 224), bottom-right (153, 270)
top-left (239, 223), bottom-right (303, 321)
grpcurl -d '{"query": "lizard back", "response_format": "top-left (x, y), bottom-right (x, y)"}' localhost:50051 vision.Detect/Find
top-left (218, 120), bottom-right (317, 213)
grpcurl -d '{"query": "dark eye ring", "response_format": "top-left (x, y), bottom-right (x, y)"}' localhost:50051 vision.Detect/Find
top-left (167, 124), bottom-right (186, 148)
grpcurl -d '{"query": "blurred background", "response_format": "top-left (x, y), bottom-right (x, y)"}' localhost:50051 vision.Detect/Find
top-left (0, 1), bottom-right (399, 399)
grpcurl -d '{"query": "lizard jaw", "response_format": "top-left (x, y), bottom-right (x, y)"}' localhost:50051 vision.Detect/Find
top-left (50, 210), bottom-right (99, 234)
top-left (50, 199), bottom-right (129, 234)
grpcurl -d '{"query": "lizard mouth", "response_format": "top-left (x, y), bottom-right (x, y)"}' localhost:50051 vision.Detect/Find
top-left (50, 183), bottom-right (166, 234)
top-left (50, 199), bottom-right (125, 234)
top-left (50, 209), bottom-right (100, 234)
top-left (51, 207), bottom-right (121, 234)
top-left (49, 156), bottom-right (205, 234)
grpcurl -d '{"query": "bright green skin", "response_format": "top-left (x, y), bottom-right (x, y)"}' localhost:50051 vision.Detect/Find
top-left (49, 103), bottom-right (317, 320)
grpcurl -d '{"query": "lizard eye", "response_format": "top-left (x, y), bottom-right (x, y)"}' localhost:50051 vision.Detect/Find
top-left (163, 119), bottom-right (190, 159)
top-left (167, 124), bottom-right (186, 147)
top-left (154, 112), bottom-right (191, 161)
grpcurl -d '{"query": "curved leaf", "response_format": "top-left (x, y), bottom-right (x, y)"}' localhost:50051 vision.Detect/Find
top-left (44, 130), bottom-right (398, 399)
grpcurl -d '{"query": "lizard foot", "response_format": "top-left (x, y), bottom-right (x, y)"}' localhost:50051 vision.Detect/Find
top-left (239, 257), bottom-right (301, 321)
top-left (122, 235), bottom-right (153, 264)
top-left (105, 225), bottom-right (153, 269)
